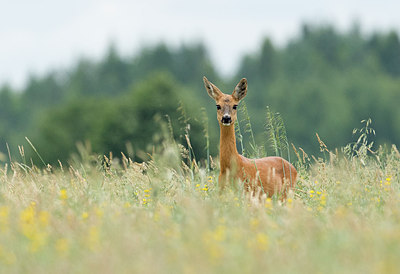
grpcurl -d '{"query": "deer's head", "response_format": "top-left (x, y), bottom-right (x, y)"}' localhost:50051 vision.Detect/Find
top-left (203, 76), bottom-right (247, 127)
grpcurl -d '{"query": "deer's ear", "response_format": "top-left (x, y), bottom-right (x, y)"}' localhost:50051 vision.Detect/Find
top-left (203, 76), bottom-right (222, 100)
top-left (232, 78), bottom-right (247, 101)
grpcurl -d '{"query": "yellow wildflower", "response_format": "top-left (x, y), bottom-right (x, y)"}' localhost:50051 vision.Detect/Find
top-left (213, 225), bottom-right (226, 242)
top-left (320, 193), bottom-right (327, 206)
top-left (265, 198), bottom-right (273, 209)
top-left (87, 226), bottom-right (100, 251)
top-left (0, 206), bottom-right (9, 231)
top-left (20, 205), bottom-right (35, 226)
top-left (95, 208), bottom-right (104, 218)
top-left (247, 233), bottom-right (269, 251)
top-left (82, 212), bottom-right (89, 220)
top-left (255, 233), bottom-right (269, 251)
top-left (19, 205), bottom-right (47, 252)
top-left (60, 189), bottom-right (68, 200)
top-left (250, 218), bottom-right (259, 229)
top-left (287, 198), bottom-right (293, 209)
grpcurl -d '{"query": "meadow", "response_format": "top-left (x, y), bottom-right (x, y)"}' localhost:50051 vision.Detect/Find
top-left (0, 120), bottom-right (399, 274)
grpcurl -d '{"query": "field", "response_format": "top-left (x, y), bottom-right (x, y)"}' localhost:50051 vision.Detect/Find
top-left (0, 131), bottom-right (400, 274)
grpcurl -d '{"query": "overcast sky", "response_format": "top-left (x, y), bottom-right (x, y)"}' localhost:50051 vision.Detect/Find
top-left (1, 0), bottom-right (399, 88)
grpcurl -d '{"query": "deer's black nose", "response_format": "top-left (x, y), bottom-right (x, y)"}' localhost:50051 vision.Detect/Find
top-left (221, 115), bottom-right (232, 124)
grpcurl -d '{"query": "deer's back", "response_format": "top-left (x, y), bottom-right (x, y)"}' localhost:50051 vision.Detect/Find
top-left (239, 155), bottom-right (297, 196)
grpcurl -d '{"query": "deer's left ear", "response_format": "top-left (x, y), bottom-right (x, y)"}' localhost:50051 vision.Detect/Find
top-left (232, 78), bottom-right (247, 101)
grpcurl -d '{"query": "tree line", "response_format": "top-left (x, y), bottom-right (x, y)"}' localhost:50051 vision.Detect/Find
top-left (1, 24), bottom-right (400, 165)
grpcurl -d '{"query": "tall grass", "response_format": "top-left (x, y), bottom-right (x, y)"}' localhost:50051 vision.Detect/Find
top-left (265, 106), bottom-right (295, 161)
top-left (201, 107), bottom-right (210, 173)
top-left (238, 102), bottom-right (264, 158)
top-left (0, 116), bottom-right (399, 273)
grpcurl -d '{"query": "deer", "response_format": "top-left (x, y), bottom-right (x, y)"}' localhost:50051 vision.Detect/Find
top-left (203, 76), bottom-right (297, 198)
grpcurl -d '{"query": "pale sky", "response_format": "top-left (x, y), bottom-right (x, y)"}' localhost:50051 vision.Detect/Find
top-left (1, 0), bottom-right (399, 88)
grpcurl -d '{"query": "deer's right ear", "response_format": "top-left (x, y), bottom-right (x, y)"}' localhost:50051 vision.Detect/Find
top-left (203, 76), bottom-right (221, 100)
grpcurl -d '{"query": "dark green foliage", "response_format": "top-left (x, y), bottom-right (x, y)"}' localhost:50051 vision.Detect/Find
top-left (29, 73), bottom-right (207, 164)
top-left (0, 86), bottom-right (20, 150)
top-left (98, 72), bottom-right (207, 161)
top-left (1, 24), bottom-right (400, 165)
top-left (235, 24), bottom-right (400, 154)
top-left (33, 98), bottom-right (112, 163)
top-left (369, 31), bottom-right (400, 76)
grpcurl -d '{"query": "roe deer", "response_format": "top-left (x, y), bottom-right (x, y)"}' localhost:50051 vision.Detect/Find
top-left (203, 76), bottom-right (297, 197)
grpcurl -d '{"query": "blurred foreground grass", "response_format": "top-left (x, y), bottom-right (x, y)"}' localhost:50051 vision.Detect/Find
top-left (0, 140), bottom-right (400, 274)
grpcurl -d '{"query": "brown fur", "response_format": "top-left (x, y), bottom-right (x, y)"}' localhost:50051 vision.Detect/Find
top-left (203, 76), bottom-right (297, 197)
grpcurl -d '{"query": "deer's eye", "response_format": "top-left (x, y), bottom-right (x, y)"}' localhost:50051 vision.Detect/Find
top-left (233, 105), bottom-right (238, 110)
top-left (216, 105), bottom-right (221, 110)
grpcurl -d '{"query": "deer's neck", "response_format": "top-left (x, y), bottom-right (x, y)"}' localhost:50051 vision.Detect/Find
top-left (219, 124), bottom-right (240, 173)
